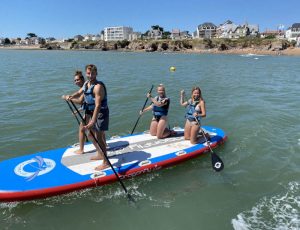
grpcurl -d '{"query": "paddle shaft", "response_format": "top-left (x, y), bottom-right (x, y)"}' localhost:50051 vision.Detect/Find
top-left (194, 117), bottom-right (224, 172)
top-left (64, 100), bottom-right (89, 142)
top-left (131, 85), bottom-right (154, 135)
top-left (67, 100), bottom-right (134, 201)
top-left (65, 100), bottom-right (81, 125)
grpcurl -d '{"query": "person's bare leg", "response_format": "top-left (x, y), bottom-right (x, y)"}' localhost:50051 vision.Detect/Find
top-left (184, 120), bottom-right (191, 140)
top-left (103, 132), bottom-right (109, 148)
top-left (190, 125), bottom-right (200, 144)
top-left (74, 123), bottom-right (85, 154)
top-left (89, 130), bottom-right (105, 161)
top-left (150, 120), bottom-right (158, 136)
top-left (94, 131), bottom-right (110, 170)
top-left (156, 117), bottom-right (170, 139)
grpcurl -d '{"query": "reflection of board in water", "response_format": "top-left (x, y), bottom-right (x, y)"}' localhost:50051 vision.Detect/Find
top-left (0, 126), bottom-right (227, 202)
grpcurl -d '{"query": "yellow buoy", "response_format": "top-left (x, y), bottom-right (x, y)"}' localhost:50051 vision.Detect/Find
top-left (170, 66), bottom-right (176, 72)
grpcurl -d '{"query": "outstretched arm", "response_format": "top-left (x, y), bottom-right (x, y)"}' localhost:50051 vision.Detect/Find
top-left (140, 104), bottom-right (153, 115)
top-left (180, 90), bottom-right (188, 107)
top-left (62, 88), bottom-right (83, 101)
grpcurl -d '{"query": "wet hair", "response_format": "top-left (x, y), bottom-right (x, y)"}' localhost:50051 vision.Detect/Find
top-left (85, 64), bottom-right (98, 74)
top-left (74, 70), bottom-right (85, 81)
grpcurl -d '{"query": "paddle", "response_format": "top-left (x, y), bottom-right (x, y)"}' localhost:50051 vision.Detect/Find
top-left (196, 117), bottom-right (224, 172)
top-left (182, 91), bottom-right (224, 172)
top-left (67, 99), bottom-right (135, 203)
top-left (65, 100), bottom-right (81, 125)
top-left (64, 100), bottom-right (88, 142)
top-left (131, 85), bottom-right (154, 135)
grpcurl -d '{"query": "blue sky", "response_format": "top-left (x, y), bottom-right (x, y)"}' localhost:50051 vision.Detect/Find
top-left (0, 0), bottom-right (299, 38)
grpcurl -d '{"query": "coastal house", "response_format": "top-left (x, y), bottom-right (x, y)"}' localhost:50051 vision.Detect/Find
top-left (216, 20), bottom-right (259, 38)
top-left (246, 24), bottom-right (259, 37)
top-left (0, 38), bottom-right (5, 45)
top-left (147, 26), bottom-right (163, 40)
top-left (45, 37), bottom-right (56, 43)
top-left (260, 30), bottom-right (285, 39)
top-left (196, 22), bottom-right (217, 39)
top-left (11, 38), bottom-right (27, 45)
top-left (236, 24), bottom-right (259, 38)
top-left (83, 34), bottom-right (93, 41)
top-left (104, 26), bottom-right (133, 41)
top-left (181, 31), bottom-right (192, 39)
top-left (25, 37), bottom-right (44, 45)
top-left (128, 32), bottom-right (142, 41)
top-left (91, 34), bottom-right (102, 41)
top-left (171, 29), bottom-right (181, 40)
top-left (285, 23), bottom-right (300, 42)
top-left (170, 29), bottom-right (191, 40)
top-left (74, 35), bottom-right (84, 41)
top-left (216, 20), bottom-right (238, 38)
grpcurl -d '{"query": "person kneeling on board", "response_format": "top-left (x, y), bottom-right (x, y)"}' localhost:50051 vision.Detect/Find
top-left (180, 86), bottom-right (210, 144)
top-left (140, 84), bottom-right (176, 139)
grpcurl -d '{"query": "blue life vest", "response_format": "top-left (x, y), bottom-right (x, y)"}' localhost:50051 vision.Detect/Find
top-left (185, 99), bottom-right (201, 122)
top-left (82, 80), bottom-right (108, 113)
top-left (152, 96), bottom-right (169, 117)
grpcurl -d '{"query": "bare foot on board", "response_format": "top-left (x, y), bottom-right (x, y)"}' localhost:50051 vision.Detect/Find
top-left (90, 155), bottom-right (104, 161)
top-left (74, 149), bottom-right (84, 154)
top-left (95, 163), bottom-right (110, 171)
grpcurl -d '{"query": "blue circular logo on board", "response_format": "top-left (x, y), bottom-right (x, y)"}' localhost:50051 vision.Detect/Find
top-left (14, 156), bottom-right (56, 181)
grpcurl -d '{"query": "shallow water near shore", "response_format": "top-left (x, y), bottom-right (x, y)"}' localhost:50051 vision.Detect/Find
top-left (0, 50), bottom-right (299, 230)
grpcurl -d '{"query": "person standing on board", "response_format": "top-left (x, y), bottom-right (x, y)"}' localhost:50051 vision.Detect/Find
top-left (65, 64), bottom-right (110, 171)
top-left (62, 70), bottom-right (86, 154)
top-left (180, 86), bottom-right (208, 144)
top-left (140, 84), bottom-right (176, 139)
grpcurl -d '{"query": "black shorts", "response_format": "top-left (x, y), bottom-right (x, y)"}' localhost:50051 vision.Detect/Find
top-left (86, 108), bottom-right (109, 132)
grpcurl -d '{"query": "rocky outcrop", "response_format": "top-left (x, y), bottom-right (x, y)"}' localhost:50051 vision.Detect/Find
top-left (218, 43), bottom-right (229, 51)
top-left (38, 38), bottom-right (296, 54)
top-left (40, 43), bottom-right (61, 50)
top-left (145, 42), bottom-right (158, 52)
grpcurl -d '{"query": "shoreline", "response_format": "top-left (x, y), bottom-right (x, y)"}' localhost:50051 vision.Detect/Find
top-left (1, 45), bottom-right (300, 56)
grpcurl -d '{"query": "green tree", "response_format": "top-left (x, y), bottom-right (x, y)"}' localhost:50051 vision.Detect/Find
top-left (162, 31), bottom-right (171, 39)
top-left (27, 33), bottom-right (37, 38)
top-left (117, 40), bottom-right (130, 48)
top-left (4, 38), bottom-right (11, 44)
top-left (265, 35), bottom-right (276, 39)
top-left (151, 25), bottom-right (164, 32)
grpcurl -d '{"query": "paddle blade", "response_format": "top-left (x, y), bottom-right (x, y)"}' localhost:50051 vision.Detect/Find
top-left (211, 152), bottom-right (224, 172)
top-left (127, 193), bottom-right (136, 204)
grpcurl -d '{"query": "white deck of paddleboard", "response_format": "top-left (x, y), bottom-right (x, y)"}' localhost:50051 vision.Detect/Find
top-left (61, 128), bottom-right (217, 176)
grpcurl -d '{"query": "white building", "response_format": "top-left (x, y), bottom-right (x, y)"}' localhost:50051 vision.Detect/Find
top-left (196, 22), bottom-right (217, 39)
top-left (104, 26), bottom-right (133, 41)
top-left (128, 32), bottom-right (141, 41)
top-left (217, 20), bottom-right (259, 38)
top-left (285, 23), bottom-right (300, 42)
top-left (83, 34), bottom-right (93, 41)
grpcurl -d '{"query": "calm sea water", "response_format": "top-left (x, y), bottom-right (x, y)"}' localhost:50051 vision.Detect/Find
top-left (0, 50), bottom-right (299, 230)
